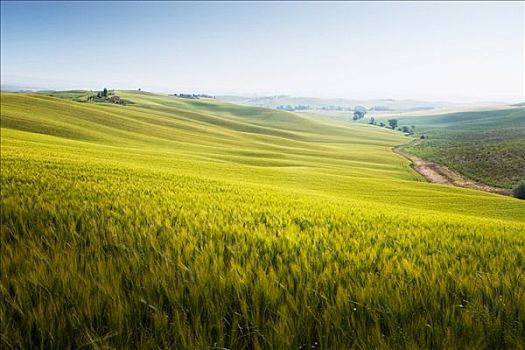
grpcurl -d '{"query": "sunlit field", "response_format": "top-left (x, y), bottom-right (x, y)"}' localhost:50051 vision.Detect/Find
top-left (1, 91), bottom-right (524, 349)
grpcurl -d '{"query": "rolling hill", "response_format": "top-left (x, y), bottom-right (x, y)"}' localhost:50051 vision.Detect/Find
top-left (1, 91), bottom-right (524, 349)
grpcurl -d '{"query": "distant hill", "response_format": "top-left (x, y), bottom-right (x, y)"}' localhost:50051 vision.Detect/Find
top-left (218, 95), bottom-right (454, 112)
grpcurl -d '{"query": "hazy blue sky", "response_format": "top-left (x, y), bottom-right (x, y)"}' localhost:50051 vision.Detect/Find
top-left (1, 1), bottom-right (523, 101)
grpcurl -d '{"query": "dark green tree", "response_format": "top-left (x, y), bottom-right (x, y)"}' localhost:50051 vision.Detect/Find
top-left (353, 111), bottom-right (367, 121)
top-left (512, 181), bottom-right (525, 199)
top-left (103, 88), bottom-right (108, 97)
top-left (388, 119), bottom-right (398, 129)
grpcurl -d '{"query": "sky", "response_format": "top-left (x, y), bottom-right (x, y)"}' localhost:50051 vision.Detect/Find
top-left (1, 1), bottom-right (524, 102)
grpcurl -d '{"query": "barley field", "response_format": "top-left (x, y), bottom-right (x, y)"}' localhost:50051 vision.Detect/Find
top-left (1, 91), bottom-right (524, 349)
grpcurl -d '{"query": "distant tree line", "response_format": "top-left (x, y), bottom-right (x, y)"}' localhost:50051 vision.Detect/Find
top-left (171, 93), bottom-right (215, 99)
top-left (274, 104), bottom-right (410, 114)
top-left (276, 105), bottom-right (309, 111)
top-left (321, 106), bottom-right (353, 112)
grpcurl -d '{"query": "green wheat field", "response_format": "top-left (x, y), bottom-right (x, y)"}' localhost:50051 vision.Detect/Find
top-left (1, 91), bottom-right (524, 349)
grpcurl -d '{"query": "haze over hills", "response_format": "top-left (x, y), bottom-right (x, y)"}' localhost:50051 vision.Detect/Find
top-left (217, 95), bottom-right (523, 117)
top-left (218, 95), bottom-right (456, 113)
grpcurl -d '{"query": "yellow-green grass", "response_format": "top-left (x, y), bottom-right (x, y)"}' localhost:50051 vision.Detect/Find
top-left (1, 91), bottom-right (524, 349)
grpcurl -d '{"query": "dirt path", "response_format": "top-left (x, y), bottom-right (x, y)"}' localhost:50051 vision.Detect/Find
top-left (393, 144), bottom-right (511, 196)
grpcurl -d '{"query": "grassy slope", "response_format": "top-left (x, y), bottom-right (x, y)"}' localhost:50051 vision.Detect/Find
top-left (1, 91), bottom-right (524, 349)
top-left (392, 108), bottom-right (525, 188)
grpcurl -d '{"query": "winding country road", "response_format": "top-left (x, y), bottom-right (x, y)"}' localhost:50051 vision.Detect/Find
top-left (393, 144), bottom-right (511, 196)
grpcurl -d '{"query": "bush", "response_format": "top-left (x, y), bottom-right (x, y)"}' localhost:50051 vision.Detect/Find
top-left (512, 181), bottom-right (525, 199)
